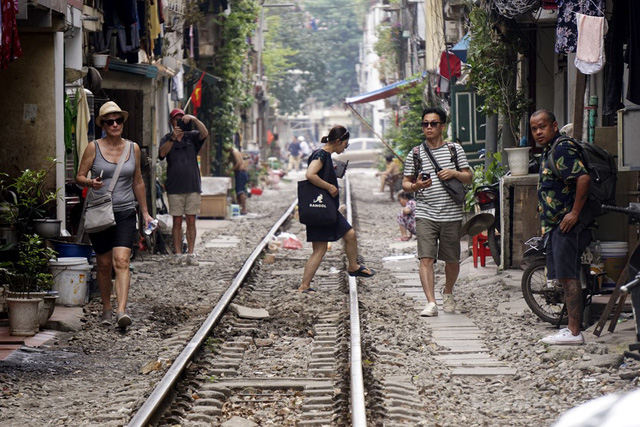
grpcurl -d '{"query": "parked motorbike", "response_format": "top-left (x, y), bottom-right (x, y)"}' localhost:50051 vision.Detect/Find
top-left (520, 236), bottom-right (604, 327)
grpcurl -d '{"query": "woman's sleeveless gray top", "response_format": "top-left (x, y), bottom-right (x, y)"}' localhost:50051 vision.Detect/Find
top-left (90, 140), bottom-right (136, 212)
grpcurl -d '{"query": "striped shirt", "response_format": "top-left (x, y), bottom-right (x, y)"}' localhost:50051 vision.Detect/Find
top-left (403, 142), bottom-right (470, 222)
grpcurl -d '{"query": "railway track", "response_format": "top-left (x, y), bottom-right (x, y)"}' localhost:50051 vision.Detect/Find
top-left (128, 175), bottom-right (369, 426)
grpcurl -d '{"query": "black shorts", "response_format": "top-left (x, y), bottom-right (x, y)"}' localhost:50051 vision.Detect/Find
top-left (545, 225), bottom-right (592, 280)
top-left (88, 209), bottom-right (137, 255)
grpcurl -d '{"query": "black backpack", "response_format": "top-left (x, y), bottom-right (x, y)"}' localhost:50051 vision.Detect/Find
top-left (547, 136), bottom-right (617, 223)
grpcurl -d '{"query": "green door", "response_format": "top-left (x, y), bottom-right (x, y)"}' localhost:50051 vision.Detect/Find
top-left (451, 85), bottom-right (487, 167)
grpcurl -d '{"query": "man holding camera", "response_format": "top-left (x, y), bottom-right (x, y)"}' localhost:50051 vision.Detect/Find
top-left (402, 107), bottom-right (472, 317)
top-left (159, 108), bottom-right (209, 266)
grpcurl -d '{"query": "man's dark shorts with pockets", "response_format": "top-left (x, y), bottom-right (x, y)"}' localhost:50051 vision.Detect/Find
top-left (545, 225), bottom-right (592, 280)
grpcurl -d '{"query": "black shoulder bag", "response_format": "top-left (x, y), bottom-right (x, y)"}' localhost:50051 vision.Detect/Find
top-left (423, 142), bottom-right (466, 205)
top-left (297, 152), bottom-right (338, 226)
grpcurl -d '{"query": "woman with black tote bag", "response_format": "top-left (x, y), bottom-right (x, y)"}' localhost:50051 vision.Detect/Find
top-left (298, 126), bottom-right (375, 293)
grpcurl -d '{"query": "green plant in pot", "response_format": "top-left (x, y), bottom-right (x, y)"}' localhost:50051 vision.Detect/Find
top-left (0, 158), bottom-right (60, 244)
top-left (2, 234), bottom-right (56, 297)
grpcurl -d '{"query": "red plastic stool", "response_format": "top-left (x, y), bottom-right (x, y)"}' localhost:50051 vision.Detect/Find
top-left (473, 234), bottom-right (491, 268)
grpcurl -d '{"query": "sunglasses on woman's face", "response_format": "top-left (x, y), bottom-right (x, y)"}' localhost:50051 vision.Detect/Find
top-left (104, 117), bottom-right (125, 126)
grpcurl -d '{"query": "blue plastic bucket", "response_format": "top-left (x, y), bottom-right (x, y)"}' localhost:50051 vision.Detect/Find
top-left (50, 241), bottom-right (93, 260)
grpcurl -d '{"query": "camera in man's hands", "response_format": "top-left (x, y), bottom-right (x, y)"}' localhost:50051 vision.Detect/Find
top-left (421, 171), bottom-right (430, 181)
top-left (177, 117), bottom-right (191, 131)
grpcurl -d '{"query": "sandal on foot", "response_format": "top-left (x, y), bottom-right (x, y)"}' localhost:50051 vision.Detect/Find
top-left (100, 310), bottom-right (113, 325)
top-left (348, 265), bottom-right (375, 278)
top-left (116, 312), bottom-right (132, 328)
top-left (300, 288), bottom-right (317, 294)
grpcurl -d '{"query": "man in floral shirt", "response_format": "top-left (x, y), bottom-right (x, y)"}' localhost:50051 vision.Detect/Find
top-left (532, 109), bottom-right (591, 345)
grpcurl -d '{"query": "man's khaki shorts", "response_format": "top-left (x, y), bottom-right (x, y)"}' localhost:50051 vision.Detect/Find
top-left (416, 217), bottom-right (462, 263)
top-left (168, 192), bottom-right (201, 216)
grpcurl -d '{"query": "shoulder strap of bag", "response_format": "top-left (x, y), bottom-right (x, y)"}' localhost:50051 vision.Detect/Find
top-left (446, 142), bottom-right (461, 171)
top-left (422, 141), bottom-right (443, 172)
top-left (547, 136), bottom-right (575, 178)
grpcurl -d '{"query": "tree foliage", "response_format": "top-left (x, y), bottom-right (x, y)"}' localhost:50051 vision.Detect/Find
top-left (264, 0), bottom-right (367, 114)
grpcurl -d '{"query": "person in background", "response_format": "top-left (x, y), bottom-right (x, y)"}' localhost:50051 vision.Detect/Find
top-left (287, 136), bottom-right (302, 172)
top-left (298, 125), bottom-right (375, 293)
top-left (402, 107), bottom-right (472, 317)
top-left (232, 147), bottom-right (249, 215)
top-left (377, 154), bottom-right (402, 192)
top-left (76, 101), bottom-right (153, 329)
top-left (532, 109), bottom-right (591, 345)
top-left (158, 108), bottom-right (209, 266)
top-left (396, 192), bottom-right (416, 241)
top-left (299, 136), bottom-right (312, 165)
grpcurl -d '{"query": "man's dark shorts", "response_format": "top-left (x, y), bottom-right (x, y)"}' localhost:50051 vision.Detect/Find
top-left (235, 170), bottom-right (249, 195)
top-left (88, 209), bottom-right (137, 255)
top-left (545, 225), bottom-right (592, 280)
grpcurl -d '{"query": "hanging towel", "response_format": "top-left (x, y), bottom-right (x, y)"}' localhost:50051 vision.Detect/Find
top-left (76, 87), bottom-right (91, 168)
top-left (575, 13), bottom-right (607, 74)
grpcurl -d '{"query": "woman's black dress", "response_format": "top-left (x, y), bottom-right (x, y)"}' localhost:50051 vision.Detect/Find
top-left (305, 149), bottom-right (352, 242)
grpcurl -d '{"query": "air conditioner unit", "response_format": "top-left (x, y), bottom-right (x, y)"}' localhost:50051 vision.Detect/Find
top-left (445, 21), bottom-right (461, 43)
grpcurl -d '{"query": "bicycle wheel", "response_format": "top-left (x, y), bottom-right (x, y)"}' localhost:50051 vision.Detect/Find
top-left (521, 259), bottom-right (568, 325)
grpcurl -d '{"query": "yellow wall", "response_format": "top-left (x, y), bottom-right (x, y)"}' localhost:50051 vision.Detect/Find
top-left (0, 33), bottom-right (56, 185)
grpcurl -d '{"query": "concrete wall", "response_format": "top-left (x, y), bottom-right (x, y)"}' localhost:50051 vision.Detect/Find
top-left (0, 33), bottom-right (57, 185)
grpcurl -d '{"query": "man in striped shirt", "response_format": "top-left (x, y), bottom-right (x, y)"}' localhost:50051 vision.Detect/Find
top-left (402, 107), bottom-right (473, 316)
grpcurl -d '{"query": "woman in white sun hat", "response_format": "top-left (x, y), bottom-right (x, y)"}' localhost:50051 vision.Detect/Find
top-left (76, 101), bottom-right (153, 329)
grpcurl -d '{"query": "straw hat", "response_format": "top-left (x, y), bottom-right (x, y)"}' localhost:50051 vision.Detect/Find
top-left (97, 101), bottom-right (129, 126)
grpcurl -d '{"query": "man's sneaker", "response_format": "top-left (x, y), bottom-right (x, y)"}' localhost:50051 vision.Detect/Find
top-left (420, 302), bottom-right (438, 317)
top-left (442, 294), bottom-right (455, 313)
top-left (186, 254), bottom-right (199, 266)
top-left (170, 254), bottom-right (183, 265)
top-left (539, 328), bottom-right (585, 345)
top-left (116, 312), bottom-right (132, 328)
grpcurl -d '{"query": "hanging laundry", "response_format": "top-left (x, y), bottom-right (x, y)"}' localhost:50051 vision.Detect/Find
top-left (574, 13), bottom-right (607, 74)
top-left (1, 0), bottom-right (23, 69)
top-left (96, 0), bottom-right (140, 62)
top-left (603, 0), bottom-right (628, 114)
top-left (439, 52), bottom-right (461, 80)
top-left (76, 87), bottom-right (91, 170)
top-left (171, 66), bottom-right (184, 101)
top-left (555, 0), bottom-right (605, 54)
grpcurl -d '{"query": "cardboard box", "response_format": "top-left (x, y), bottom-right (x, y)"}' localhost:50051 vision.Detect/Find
top-left (200, 194), bottom-right (228, 218)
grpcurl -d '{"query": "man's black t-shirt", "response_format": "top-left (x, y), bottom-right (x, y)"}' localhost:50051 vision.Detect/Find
top-left (159, 130), bottom-right (206, 194)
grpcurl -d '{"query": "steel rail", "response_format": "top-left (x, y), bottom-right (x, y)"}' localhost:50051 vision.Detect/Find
top-left (128, 199), bottom-right (298, 427)
top-left (345, 173), bottom-right (367, 426)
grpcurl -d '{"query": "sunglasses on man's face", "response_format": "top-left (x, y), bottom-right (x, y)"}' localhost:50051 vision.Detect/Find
top-left (104, 117), bottom-right (124, 126)
top-left (422, 121), bottom-right (441, 128)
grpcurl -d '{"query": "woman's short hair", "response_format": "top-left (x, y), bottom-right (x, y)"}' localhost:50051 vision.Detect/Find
top-left (321, 125), bottom-right (349, 144)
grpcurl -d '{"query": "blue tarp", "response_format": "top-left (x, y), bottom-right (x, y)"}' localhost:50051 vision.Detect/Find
top-left (451, 33), bottom-right (471, 63)
top-left (344, 72), bottom-right (426, 104)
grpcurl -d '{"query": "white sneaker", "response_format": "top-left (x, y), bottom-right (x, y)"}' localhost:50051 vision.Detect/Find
top-left (539, 328), bottom-right (585, 345)
top-left (420, 302), bottom-right (438, 317)
top-left (170, 254), bottom-right (183, 265)
top-left (186, 254), bottom-right (199, 266)
top-left (443, 294), bottom-right (455, 313)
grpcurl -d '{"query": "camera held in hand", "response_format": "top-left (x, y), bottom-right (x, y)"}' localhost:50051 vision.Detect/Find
top-left (177, 117), bottom-right (191, 131)
top-left (421, 171), bottom-right (430, 181)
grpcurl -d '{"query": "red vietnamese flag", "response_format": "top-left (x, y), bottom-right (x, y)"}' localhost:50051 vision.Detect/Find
top-left (191, 72), bottom-right (205, 115)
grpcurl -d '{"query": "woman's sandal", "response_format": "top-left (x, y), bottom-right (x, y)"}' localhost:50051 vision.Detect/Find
top-left (300, 288), bottom-right (317, 294)
top-left (348, 265), bottom-right (375, 278)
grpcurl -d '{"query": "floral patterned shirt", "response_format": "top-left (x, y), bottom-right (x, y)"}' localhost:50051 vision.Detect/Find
top-left (537, 135), bottom-right (588, 235)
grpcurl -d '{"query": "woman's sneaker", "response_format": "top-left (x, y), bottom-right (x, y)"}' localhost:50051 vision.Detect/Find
top-left (170, 254), bottom-right (183, 265)
top-left (186, 254), bottom-right (199, 266)
top-left (539, 328), bottom-right (584, 345)
top-left (420, 302), bottom-right (438, 317)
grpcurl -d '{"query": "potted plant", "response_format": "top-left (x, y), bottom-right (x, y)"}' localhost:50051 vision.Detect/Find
top-left (2, 234), bottom-right (56, 336)
top-left (0, 158), bottom-right (60, 243)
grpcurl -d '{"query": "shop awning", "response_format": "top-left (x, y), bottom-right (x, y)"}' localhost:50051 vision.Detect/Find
top-left (344, 72), bottom-right (426, 104)
top-left (107, 58), bottom-right (158, 79)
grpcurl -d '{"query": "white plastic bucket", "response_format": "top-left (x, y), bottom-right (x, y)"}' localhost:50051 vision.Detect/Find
top-left (505, 147), bottom-right (531, 176)
top-left (601, 241), bottom-right (628, 284)
top-left (49, 258), bottom-right (91, 306)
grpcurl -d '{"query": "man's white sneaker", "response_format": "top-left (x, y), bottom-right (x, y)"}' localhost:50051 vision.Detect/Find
top-left (443, 294), bottom-right (455, 313)
top-left (420, 302), bottom-right (438, 317)
top-left (170, 254), bottom-right (183, 265)
top-left (186, 254), bottom-right (200, 266)
top-left (539, 328), bottom-right (585, 345)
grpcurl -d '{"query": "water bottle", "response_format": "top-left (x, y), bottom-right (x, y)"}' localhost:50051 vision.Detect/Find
top-left (144, 219), bottom-right (158, 235)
